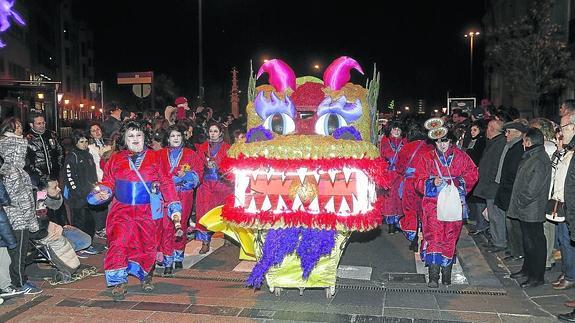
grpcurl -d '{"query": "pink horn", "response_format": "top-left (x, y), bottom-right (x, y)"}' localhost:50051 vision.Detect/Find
top-left (323, 56), bottom-right (364, 91)
top-left (256, 59), bottom-right (296, 92)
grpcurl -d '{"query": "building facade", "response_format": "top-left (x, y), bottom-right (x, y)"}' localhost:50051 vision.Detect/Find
top-left (0, 0), bottom-right (97, 128)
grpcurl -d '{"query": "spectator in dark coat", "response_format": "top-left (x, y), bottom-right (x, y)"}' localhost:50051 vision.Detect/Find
top-left (465, 120), bottom-right (488, 235)
top-left (487, 120), bottom-right (528, 255)
top-left (464, 121), bottom-right (487, 165)
top-left (62, 130), bottom-right (98, 254)
top-left (101, 102), bottom-right (123, 141)
top-left (472, 120), bottom-right (506, 239)
top-left (507, 128), bottom-right (551, 288)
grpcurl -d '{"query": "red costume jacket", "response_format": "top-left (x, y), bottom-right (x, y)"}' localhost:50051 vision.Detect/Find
top-left (414, 147), bottom-right (478, 266)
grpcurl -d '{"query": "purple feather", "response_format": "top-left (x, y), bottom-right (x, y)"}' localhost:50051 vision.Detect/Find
top-left (297, 229), bottom-right (336, 279)
top-left (246, 125), bottom-right (273, 143)
top-left (246, 228), bottom-right (300, 288)
top-left (333, 126), bottom-right (362, 141)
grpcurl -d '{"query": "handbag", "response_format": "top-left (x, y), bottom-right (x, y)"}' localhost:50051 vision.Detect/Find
top-left (546, 199), bottom-right (565, 223)
top-left (129, 158), bottom-right (164, 220)
top-left (434, 159), bottom-right (463, 222)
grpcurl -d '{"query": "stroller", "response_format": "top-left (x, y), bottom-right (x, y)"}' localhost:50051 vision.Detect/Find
top-left (28, 235), bottom-right (80, 284)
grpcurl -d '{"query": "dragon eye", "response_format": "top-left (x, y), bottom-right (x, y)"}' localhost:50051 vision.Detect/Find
top-left (315, 113), bottom-right (347, 136)
top-left (263, 113), bottom-right (295, 135)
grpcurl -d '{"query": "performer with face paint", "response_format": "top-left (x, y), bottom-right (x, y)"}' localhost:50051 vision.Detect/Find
top-left (414, 121), bottom-right (478, 288)
top-left (157, 125), bottom-right (203, 275)
top-left (88, 121), bottom-right (182, 301)
top-left (194, 122), bottom-right (232, 254)
top-left (379, 120), bottom-right (408, 234)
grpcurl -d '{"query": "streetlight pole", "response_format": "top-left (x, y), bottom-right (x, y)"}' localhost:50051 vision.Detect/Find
top-left (464, 31), bottom-right (480, 95)
top-left (198, 0), bottom-right (204, 105)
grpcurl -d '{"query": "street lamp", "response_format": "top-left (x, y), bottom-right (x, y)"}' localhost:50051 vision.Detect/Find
top-left (464, 31), bottom-right (480, 94)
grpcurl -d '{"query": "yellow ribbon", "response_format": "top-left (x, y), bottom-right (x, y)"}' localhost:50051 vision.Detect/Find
top-left (199, 206), bottom-right (256, 261)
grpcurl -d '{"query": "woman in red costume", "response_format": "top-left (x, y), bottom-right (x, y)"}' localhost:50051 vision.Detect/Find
top-left (158, 125), bottom-right (203, 275)
top-left (379, 120), bottom-right (408, 233)
top-left (89, 121), bottom-right (182, 301)
top-left (415, 127), bottom-right (478, 288)
top-left (195, 123), bottom-right (232, 254)
top-left (395, 124), bottom-right (432, 251)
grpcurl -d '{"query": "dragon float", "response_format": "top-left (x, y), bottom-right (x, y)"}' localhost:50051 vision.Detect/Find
top-left (202, 56), bottom-right (388, 297)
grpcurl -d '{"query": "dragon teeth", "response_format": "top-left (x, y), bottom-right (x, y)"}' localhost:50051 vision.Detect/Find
top-left (342, 167), bottom-right (353, 184)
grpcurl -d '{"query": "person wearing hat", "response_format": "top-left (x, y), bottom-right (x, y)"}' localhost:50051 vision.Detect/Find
top-left (175, 97), bottom-right (190, 122)
top-left (488, 120), bottom-right (529, 257)
top-left (415, 122), bottom-right (478, 288)
top-left (102, 102), bottom-right (123, 140)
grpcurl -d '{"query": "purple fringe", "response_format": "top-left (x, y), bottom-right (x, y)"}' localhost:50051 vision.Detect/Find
top-left (297, 229), bottom-right (336, 279)
top-left (246, 126), bottom-right (274, 143)
top-left (246, 228), bottom-right (300, 288)
top-left (333, 126), bottom-right (362, 141)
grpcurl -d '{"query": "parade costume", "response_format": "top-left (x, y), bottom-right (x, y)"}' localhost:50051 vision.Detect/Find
top-left (415, 121), bottom-right (478, 287)
top-left (158, 146), bottom-right (203, 268)
top-left (396, 139), bottom-right (432, 242)
top-left (380, 136), bottom-right (407, 227)
top-left (209, 57), bottom-right (389, 297)
top-left (90, 149), bottom-right (181, 288)
top-left (195, 139), bottom-right (232, 245)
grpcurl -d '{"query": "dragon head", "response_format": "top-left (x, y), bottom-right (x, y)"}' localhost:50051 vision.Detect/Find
top-left (222, 56), bottom-right (387, 232)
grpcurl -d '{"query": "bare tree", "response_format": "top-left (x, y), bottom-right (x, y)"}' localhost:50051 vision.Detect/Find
top-left (486, 0), bottom-right (572, 116)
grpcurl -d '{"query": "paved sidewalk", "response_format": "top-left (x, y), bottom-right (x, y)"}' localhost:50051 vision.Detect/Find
top-left (0, 228), bottom-right (567, 322)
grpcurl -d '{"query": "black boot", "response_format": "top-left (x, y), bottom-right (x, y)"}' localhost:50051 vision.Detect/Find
top-left (388, 224), bottom-right (397, 234)
top-left (111, 283), bottom-right (127, 301)
top-left (408, 238), bottom-right (419, 252)
top-left (199, 241), bottom-right (210, 254)
top-left (428, 265), bottom-right (440, 288)
top-left (441, 264), bottom-right (453, 285)
top-left (163, 266), bottom-right (174, 277)
top-left (141, 267), bottom-right (155, 292)
top-left (174, 261), bottom-right (183, 269)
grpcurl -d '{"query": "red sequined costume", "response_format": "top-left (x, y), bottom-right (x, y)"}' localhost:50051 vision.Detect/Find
top-left (194, 140), bottom-right (232, 241)
top-left (379, 136), bottom-right (407, 226)
top-left (415, 147), bottom-right (478, 266)
top-left (158, 146), bottom-right (204, 265)
top-left (98, 149), bottom-right (181, 286)
top-left (395, 140), bottom-right (433, 241)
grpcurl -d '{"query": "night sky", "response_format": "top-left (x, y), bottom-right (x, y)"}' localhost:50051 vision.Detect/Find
top-left (76, 0), bottom-right (485, 114)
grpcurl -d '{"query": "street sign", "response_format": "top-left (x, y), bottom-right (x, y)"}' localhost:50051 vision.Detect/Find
top-left (447, 97), bottom-right (476, 115)
top-left (117, 71), bottom-right (153, 85)
top-left (132, 84), bottom-right (151, 98)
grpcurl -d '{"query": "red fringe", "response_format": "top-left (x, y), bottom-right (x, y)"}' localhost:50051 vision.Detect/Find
top-left (222, 195), bottom-right (384, 232)
top-left (221, 155), bottom-right (392, 189)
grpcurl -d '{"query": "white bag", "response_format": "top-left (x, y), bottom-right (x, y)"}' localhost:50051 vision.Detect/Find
top-left (437, 181), bottom-right (463, 222)
top-left (434, 159), bottom-right (463, 222)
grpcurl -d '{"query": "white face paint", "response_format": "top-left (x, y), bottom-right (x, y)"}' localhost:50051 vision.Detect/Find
top-left (435, 139), bottom-right (451, 154)
top-left (208, 125), bottom-right (221, 141)
top-left (168, 130), bottom-right (183, 147)
top-left (125, 129), bottom-right (145, 152)
top-left (390, 127), bottom-right (402, 138)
